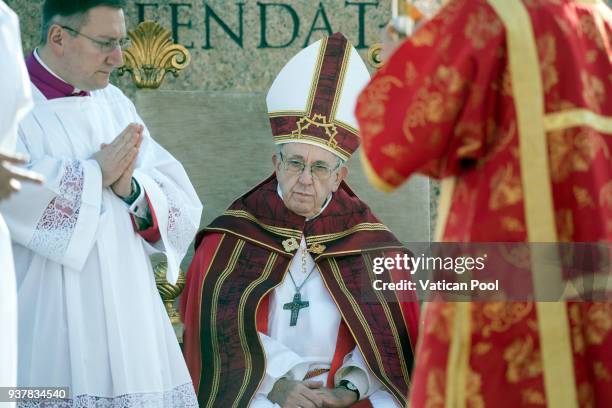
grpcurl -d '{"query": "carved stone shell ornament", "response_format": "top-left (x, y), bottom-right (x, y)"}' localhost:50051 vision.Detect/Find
top-left (118, 21), bottom-right (191, 89)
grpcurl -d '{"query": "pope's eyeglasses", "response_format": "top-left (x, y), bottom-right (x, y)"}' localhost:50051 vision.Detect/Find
top-left (279, 151), bottom-right (341, 181)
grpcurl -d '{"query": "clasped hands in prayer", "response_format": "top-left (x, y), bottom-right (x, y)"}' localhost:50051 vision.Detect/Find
top-left (269, 378), bottom-right (358, 408)
top-left (0, 151), bottom-right (44, 202)
top-left (92, 123), bottom-right (143, 198)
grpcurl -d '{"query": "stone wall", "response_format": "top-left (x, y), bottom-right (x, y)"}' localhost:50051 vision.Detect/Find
top-left (7, 0), bottom-right (444, 269)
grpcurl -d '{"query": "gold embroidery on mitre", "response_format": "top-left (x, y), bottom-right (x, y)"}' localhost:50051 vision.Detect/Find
top-left (291, 113), bottom-right (339, 150)
top-left (282, 237), bottom-right (300, 252)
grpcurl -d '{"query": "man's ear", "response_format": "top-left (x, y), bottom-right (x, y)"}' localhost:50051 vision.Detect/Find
top-left (47, 25), bottom-right (66, 56)
top-left (332, 166), bottom-right (348, 192)
top-left (272, 153), bottom-right (279, 169)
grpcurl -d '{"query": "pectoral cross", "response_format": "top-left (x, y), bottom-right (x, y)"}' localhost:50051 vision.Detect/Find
top-left (283, 292), bottom-right (309, 326)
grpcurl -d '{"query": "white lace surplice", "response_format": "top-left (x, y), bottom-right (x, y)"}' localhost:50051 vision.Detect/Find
top-left (0, 84), bottom-right (202, 407)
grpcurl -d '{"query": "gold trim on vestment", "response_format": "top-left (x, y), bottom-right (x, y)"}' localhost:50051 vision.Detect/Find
top-left (196, 234), bottom-right (226, 392)
top-left (268, 110), bottom-right (309, 118)
top-left (205, 227), bottom-right (294, 256)
top-left (434, 178), bottom-right (456, 242)
top-left (306, 222), bottom-right (391, 245)
top-left (486, 1), bottom-right (577, 407)
top-left (326, 258), bottom-right (406, 404)
top-left (544, 109), bottom-right (612, 134)
top-left (246, 262), bottom-right (293, 406)
top-left (312, 245), bottom-right (406, 262)
top-left (363, 253), bottom-right (413, 385)
top-left (330, 42), bottom-right (351, 121)
top-left (223, 210), bottom-right (302, 238)
top-left (360, 149), bottom-right (397, 192)
top-left (444, 302), bottom-right (471, 408)
top-left (233, 252), bottom-right (278, 408)
top-left (207, 239), bottom-right (246, 408)
top-left (307, 37), bottom-right (327, 115)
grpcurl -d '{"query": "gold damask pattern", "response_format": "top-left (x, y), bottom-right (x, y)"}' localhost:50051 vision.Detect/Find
top-left (473, 342), bottom-right (493, 355)
top-left (466, 369), bottom-right (485, 408)
top-left (577, 382), bottom-right (595, 407)
top-left (356, 76), bottom-right (403, 141)
top-left (381, 143), bottom-right (412, 159)
top-left (402, 66), bottom-right (465, 142)
top-left (555, 15), bottom-right (573, 36)
top-left (599, 180), bottom-right (612, 209)
top-left (581, 71), bottom-right (606, 112)
top-left (573, 186), bottom-right (595, 208)
top-left (556, 209), bottom-right (574, 242)
top-left (454, 122), bottom-right (484, 158)
top-left (472, 302), bottom-right (534, 338)
top-left (405, 62), bottom-right (418, 85)
top-left (464, 5), bottom-right (504, 49)
top-left (484, 120), bottom-right (516, 162)
top-left (579, 14), bottom-right (606, 50)
top-left (537, 34), bottom-right (558, 93)
top-left (522, 389), bottom-right (546, 405)
top-left (411, 25), bottom-right (438, 47)
top-left (489, 164), bottom-right (523, 210)
top-left (584, 303), bottom-right (612, 346)
top-left (425, 303), bottom-right (455, 343)
top-left (548, 128), bottom-right (609, 183)
top-left (569, 303), bottom-right (586, 355)
top-left (569, 303), bottom-right (612, 360)
top-left (425, 368), bottom-right (446, 408)
top-left (504, 336), bottom-right (543, 383)
top-left (501, 216), bottom-right (526, 233)
top-left (593, 361), bottom-right (612, 382)
top-left (382, 167), bottom-right (408, 186)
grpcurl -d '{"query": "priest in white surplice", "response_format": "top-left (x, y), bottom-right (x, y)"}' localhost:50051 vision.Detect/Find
top-left (0, 0), bottom-right (202, 406)
top-left (0, 0), bottom-right (44, 402)
top-left (181, 33), bottom-right (420, 408)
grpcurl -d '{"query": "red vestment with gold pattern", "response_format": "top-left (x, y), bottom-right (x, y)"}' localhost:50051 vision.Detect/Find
top-left (356, 0), bottom-right (611, 406)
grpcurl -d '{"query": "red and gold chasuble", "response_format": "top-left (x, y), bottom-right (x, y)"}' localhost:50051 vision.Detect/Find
top-left (180, 176), bottom-right (420, 407)
top-left (356, 0), bottom-right (611, 407)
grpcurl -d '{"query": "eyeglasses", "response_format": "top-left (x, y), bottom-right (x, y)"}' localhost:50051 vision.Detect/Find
top-left (279, 151), bottom-right (341, 181)
top-left (60, 25), bottom-right (131, 53)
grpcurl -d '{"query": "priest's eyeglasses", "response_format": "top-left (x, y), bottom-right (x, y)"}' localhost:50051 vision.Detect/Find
top-left (279, 152), bottom-right (340, 181)
top-left (60, 26), bottom-right (131, 53)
